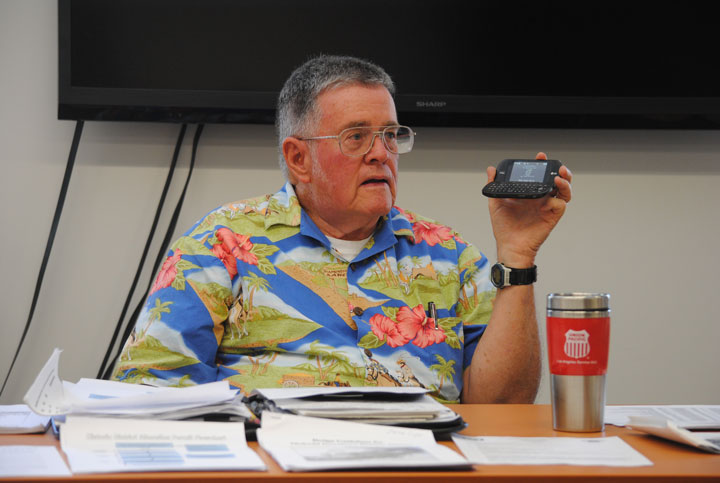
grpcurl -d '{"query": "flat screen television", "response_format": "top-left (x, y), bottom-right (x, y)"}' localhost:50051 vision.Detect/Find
top-left (58, 0), bottom-right (720, 128)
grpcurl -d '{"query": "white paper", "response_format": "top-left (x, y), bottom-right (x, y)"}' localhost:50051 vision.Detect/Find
top-left (60, 416), bottom-right (266, 473)
top-left (253, 386), bottom-right (456, 424)
top-left (605, 405), bottom-right (720, 429)
top-left (22, 348), bottom-right (68, 415)
top-left (257, 412), bottom-right (470, 471)
top-left (0, 404), bottom-right (51, 433)
top-left (253, 386), bottom-right (428, 400)
top-left (23, 349), bottom-right (239, 418)
top-left (62, 378), bottom-right (238, 415)
top-left (452, 434), bottom-right (653, 467)
top-left (627, 416), bottom-right (720, 454)
top-left (271, 394), bottom-right (451, 420)
top-left (0, 446), bottom-right (71, 477)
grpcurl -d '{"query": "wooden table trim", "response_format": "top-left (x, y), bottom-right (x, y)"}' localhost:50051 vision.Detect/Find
top-left (1, 404), bottom-right (719, 482)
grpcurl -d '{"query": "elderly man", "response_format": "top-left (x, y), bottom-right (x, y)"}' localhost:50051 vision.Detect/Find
top-left (112, 55), bottom-right (572, 403)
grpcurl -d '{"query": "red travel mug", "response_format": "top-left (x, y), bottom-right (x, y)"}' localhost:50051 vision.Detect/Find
top-left (547, 293), bottom-right (610, 432)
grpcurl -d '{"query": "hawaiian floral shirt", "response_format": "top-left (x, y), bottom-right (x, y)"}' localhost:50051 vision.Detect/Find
top-left (111, 183), bottom-right (495, 402)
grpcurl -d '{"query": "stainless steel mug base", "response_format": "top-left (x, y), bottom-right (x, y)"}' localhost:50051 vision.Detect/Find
top-left (550, 374), bottom-right (606, 432)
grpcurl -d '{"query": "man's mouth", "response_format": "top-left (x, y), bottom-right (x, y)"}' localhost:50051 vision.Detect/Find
top-left (361, 178), bottom-right (389, 186)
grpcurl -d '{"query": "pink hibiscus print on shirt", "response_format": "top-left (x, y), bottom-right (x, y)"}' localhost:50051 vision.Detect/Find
top-left (412, 221), bottom-right (453, 246)
top-left (211, 243), bottom-right (238, 278)
top-left (396, 304), bottom-right (446, 348)
top-left (149, 249), bottom-right (183, 294)
top-left (212, 228), bottom-right (258, 277)
top-left (394, 206), bottom-right (416, 223)
top-left (369, 314), bottom-right (409, 348)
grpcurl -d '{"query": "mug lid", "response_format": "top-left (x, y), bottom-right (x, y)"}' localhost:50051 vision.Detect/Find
top-left (547, 292), bottom-right (610, 310)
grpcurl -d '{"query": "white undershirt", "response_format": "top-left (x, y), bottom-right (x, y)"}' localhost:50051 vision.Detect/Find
top-left (325, 234), bottom-right (372, 262)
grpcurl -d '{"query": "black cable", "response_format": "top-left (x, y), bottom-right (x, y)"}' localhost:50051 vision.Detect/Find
top-left (0, 120), bottom-right (84, 398)
top-left (102, 123), bottom-right (204, 380)
top-left (149, 124), bottom-right (205, 284)
top-left (96, 124), bottom-right (188, 379)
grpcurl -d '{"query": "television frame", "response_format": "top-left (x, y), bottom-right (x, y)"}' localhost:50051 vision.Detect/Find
top-left (58, 0), bottom-right (720, 129)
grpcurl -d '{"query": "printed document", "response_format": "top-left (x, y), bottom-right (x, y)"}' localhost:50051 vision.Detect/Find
top-left (256, 412), bottom-right (471, 471)
top-left (452, 434), bottom-right (653, 467)
top-left (60, 416), bottom-right (266, 473)
top-left (605, 405), bottom-right (720, 429)
top-left (0, 446), bottom-right (71, 477)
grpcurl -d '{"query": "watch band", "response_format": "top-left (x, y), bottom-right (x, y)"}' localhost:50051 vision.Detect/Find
top-left (491, 263), bottom-right (537, 288)
top-left (508, 264), bottom-right (537, 285)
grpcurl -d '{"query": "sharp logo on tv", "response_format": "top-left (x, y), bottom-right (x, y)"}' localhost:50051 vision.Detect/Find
top-left (416, 101), bottom-right (447, 109)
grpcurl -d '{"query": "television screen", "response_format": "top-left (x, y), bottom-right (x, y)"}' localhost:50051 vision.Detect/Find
top-left (58, 0), bottom-right (720, 128)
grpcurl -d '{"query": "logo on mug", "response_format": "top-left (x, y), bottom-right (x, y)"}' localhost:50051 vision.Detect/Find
top-left (563, 329), bottom-right (590, 359)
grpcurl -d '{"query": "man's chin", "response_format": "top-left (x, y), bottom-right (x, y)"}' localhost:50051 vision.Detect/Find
top-left (353, 192), bottom-right (395, 219)
top-left (368, 202), bottom-right (394, 219)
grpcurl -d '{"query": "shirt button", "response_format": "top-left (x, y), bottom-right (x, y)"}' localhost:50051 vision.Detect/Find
top-left (352, 307), bottom-right (364, 316)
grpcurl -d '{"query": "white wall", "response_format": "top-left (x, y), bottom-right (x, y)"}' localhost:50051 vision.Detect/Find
top-left (1, 2), bottom-right (719, 405)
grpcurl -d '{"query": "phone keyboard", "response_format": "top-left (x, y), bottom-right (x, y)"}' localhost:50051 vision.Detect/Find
top-left (483, 182), bottom-right (550, 195)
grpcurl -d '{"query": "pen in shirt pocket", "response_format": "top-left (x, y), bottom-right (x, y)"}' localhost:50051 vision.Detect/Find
top-left (428, 301), bottom-right (439, 330)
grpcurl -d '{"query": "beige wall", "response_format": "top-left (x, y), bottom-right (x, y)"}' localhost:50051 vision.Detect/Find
top-left (2, 2), bottom-right (719, 405)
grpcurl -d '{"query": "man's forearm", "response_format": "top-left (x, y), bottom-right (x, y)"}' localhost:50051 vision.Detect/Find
top-left (461, 285), bottom-right (541, 403)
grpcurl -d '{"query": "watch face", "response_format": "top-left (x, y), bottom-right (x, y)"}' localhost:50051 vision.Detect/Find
top-left (491, 263), bottom-right (504, 287)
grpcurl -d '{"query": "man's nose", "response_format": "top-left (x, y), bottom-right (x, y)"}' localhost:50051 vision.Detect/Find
top-left (365, 132), bottom-right (389, 163)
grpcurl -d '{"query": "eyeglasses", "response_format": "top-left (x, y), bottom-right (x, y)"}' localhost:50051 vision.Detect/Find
top-left (298, 125), bottom-right (415, 157)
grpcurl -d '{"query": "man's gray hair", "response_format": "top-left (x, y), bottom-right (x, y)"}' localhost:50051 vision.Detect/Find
top-left (276, 55), bottom-right (395, 179)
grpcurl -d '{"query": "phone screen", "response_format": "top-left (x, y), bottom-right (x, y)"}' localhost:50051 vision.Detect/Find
top-left (509, 161), bottom-right (547, 183)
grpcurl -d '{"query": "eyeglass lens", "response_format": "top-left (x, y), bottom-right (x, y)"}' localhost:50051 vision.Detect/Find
top-left (339, 126), bottom-right (413, 156)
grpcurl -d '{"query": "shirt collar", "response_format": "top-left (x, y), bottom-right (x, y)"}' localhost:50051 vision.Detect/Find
top-left (264, 182), bottom-right (302, 230)
top-left (264, 182), bottom-right (418, 260)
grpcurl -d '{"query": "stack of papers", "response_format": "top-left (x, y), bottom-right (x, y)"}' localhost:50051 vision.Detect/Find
top-left (250, 387), bottom-right (463, 431)
top-left (61, 379), bottom-right (251, 421)
top-left (627, 416), bottom-right (720, 454)
top-left (23, 349), bottom-right (251, 422)
top-left (606, 405), bottom-right (720, 454)
top-left (605, 405), bottom-right (720, 429)
top-left (257, 412), bottom-right (471, 471)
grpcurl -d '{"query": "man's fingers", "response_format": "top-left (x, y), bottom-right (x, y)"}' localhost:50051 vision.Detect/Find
top-left (486, 166), bottom-right (497, 183)
top-left (554, 176), bottom-right (572, 202)
top-left (559, 165), bottom-right (573, 184)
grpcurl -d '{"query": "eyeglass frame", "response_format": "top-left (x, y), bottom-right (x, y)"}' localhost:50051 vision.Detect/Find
top-left (297, 125), bottom-right (416, 157)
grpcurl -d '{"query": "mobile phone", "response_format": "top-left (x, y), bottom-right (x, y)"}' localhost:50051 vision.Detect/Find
top-left (482, 158), bottom-right (562, 199)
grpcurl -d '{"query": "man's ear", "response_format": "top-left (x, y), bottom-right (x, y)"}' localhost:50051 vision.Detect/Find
top-left (282, 137), bottom-right (311, 184)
